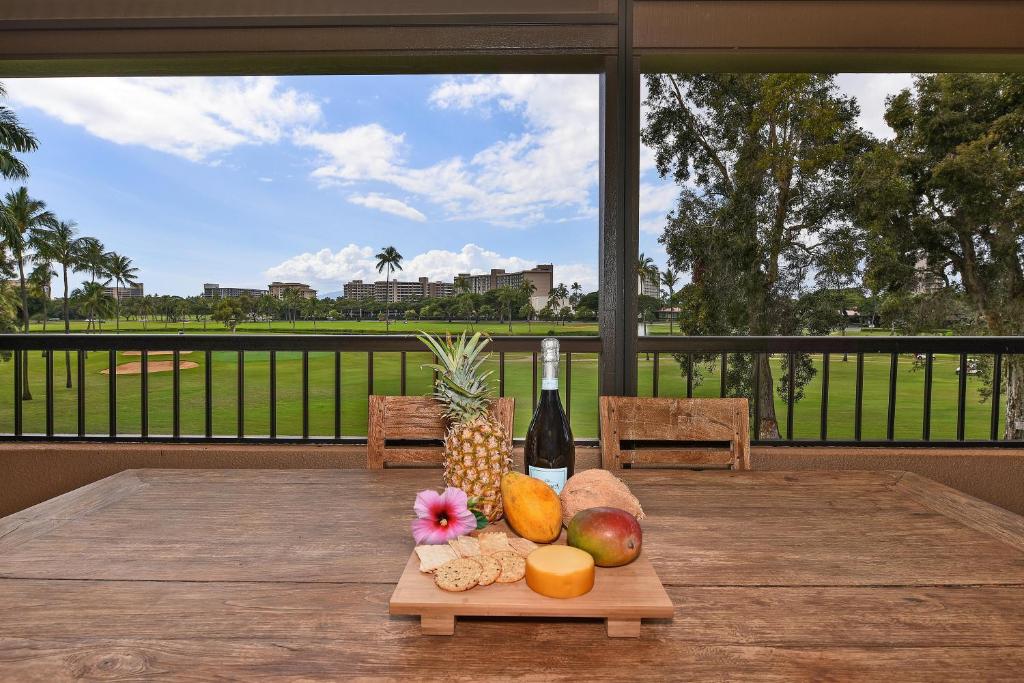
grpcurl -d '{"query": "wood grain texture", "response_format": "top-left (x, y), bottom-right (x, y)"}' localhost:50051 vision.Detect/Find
top-left (367, 396), bottom-right (514, 468)
top-left (1, 468), bottom-right (1023, 679)
top-left (600, 397), bottom-right (749, 470)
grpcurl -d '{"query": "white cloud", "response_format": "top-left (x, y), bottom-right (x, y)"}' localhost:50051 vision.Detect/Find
top-left (264, 242), bottom-right (596, 293)
top-left (348, 193), bottom-right (426, 222)
top-left (297, 75), bottom-right (599, 226)
top-left (836, 73), bottom-right (914, 139)
top-left (6, 76), bottom-right (321, 162)
top-left (639, 181), bottom-right (680, 235)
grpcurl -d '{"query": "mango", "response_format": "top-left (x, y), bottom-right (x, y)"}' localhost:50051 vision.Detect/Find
top-left (500, 472), bottom-right (562, 543)
top-left (567, 507), bottom-right (642, 567)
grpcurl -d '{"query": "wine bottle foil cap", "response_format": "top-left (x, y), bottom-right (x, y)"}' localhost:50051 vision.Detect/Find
top-left (541, 338), bottom-right (559, 380)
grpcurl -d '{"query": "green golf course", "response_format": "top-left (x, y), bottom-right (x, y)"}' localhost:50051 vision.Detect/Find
top-left (1, 320), bottom-right (1006, 440)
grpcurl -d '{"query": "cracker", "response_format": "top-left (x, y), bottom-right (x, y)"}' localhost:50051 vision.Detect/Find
top-left (508, 537), bottom-right (539, 557)
top-left (434, 558), bottom-right (482, 592)
top-left (493, 551), bottom-right (526, 583)
top-left (414, 544), bottom-right (458, 573)
top-left (479, 532), bottom-right (513, 556)
top-left (449, 535), bottom-right (481, 558)
top-left (476, 555), bottom-right (502, 586)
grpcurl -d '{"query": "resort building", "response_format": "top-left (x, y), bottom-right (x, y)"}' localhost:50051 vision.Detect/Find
top-left (343, 277), bottom-right (453, 302)
top-left (103, 282), bottom-right (144, 300)
top-left (639, 273), bottom-right (661, 299)
top-left (202, 283), bottom-right (266, 299)
top-left (6, 279), bottom-right (51, 299)
top-left (456, 265), bottom-right (554, 299)
top-left (268, 282), bottom-right (317, 300)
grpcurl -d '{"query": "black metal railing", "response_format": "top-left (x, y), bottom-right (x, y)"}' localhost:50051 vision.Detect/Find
top-left (0, 334), bottom-right (601, 443)
top-left (637, 336), bottom-right (1024, 448)
top-left (0, 333), bottom-right (1021, 447)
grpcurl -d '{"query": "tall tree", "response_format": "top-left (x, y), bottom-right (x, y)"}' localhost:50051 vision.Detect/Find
top-left (28, 261), bottom-right (55, 331)
top-left (74, 282), bottom-right (113, 332)
top-left (375, 246), bottom-right (403, 332)
top-left (32, 219), bottom-right (83, 385)
top-left (104, 252), bottom-right (139, 333)
top-left (0, 83), bottom-right (37, 180)
top-left (660, 268), bottom-right (680, 334)
top-left (853, 73), bottom-right (1024, 439)
top-left (642, 73), bottom-right (869, 437)
top-left (1, 187), bottom-right (55, 400)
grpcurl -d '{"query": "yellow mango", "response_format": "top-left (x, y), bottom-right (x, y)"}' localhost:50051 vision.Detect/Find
top-left (500, 472), bottom-right (562, 543)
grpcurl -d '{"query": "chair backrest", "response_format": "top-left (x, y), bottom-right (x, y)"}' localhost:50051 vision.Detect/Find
top-left (599, 397), bottom-right (750, 470)
top-left (367, 395), bottom-right (515, 468)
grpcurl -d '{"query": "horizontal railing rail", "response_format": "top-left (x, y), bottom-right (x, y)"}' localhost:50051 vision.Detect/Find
top-left (637, 335), bottom-right (1024, 449)
top-left (0, 334), bottom-right (600, 443)
top-left (0, 333), bottom-right (1020, 448)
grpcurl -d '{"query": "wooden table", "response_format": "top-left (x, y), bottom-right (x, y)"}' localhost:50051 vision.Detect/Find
top-left (2, 469), bottom-right (1024, 681)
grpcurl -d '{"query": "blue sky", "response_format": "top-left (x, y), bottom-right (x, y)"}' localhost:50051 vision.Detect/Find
top-left (1, 73), bottom-right (910, 298)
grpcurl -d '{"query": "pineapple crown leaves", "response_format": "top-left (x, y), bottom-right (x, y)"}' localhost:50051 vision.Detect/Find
top-left (416, 330), bottom-right (496, 422)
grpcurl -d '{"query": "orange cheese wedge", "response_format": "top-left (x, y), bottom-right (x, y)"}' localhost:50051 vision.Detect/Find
top-left (525, 545), bottom-right (595, 599)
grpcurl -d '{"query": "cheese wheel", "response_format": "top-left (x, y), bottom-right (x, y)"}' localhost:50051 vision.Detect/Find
top-left (525, 545), bottom-right (595, 599)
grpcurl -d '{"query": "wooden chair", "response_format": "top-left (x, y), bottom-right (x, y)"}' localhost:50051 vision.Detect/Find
top-left (367, 395), bottom-right (515, 468)
top-left (599, 397), bottom-right (750, 470)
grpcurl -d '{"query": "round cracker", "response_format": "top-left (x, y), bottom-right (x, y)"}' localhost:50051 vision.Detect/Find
top-left (493, 551), bottom-right (526, 583)
top-left (434, 558), bottom-right (482, 592)
top-left (476, 555), bottom-right (502, 586)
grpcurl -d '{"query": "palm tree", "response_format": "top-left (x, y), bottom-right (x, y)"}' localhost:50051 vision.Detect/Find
top-left (636, 253), bottom-right (659, 336)
top-left (137, 295), bottom-right (155, 330)
top-left (75, 282), bottom-right (113, 332)
top-left (570, 282), bottom-right (582, 308)
top-left (28, 261), bottom-right (55, 331)
top-left (0, 83), bottom-right (38, 180)
top-left (375, 246), bottom-right (403, 332)
top-left (660, 268), bottom-right (679, 335)
top-left (103, 252), bottom-right (139, 333)
top-left (454, 274), bottom-right (471, 295)
top-left (33, 221), bottom-right (82, 379)
top-left (1, 187), bottom-right (54, 400)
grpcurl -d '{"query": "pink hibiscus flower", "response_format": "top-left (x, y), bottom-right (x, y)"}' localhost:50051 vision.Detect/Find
top-left (411, 487), bottom-right (477, 544)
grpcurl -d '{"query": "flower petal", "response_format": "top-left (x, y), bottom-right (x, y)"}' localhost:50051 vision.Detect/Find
top-left (413, 489), bottom-right (442, 519)
top-left (411, 518), bottom-right (451, 545)
top-left (440, 486), bottom-right (469, 512)
top-left (446, 512), bottom-right (477, 539)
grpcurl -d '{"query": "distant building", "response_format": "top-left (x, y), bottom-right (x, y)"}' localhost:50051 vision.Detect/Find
top-left (104, 282), bottom-right (144, 300)
top-left (6, 279), bottom-right (51, 299)
top-left (202, 283), bottom-right (266, 299)
top-left (913, 253), bottom-right (945, 295)
top-left (269, 281), bottom-right (317, 300)
top-left (639, 273), bottom-right (661, 299)
top-left (456, 265), bottom-right (554, 310)
top-left (343, 277), bottom-right (453, 302)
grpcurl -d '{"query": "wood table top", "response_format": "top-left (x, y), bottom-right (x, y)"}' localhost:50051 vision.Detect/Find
top-left (2, 468), bottom-right (1024, 681)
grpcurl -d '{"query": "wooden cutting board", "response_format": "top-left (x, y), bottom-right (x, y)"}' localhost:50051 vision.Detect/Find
top-left (389, 540), bottom-right (674, 637)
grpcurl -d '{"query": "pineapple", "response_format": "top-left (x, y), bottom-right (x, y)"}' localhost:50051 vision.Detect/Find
top-left (418, 331), bottom-right (512, 522)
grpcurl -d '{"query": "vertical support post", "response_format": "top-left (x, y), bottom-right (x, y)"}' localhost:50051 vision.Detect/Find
top-left (237, 350), bottom-right (245, 439)
top-left (108, 349), bottom-right (117, 439)
top-left (140, 350), bottom-right (148, 439)
top-left (77, 349), bottom-right (85, 437)
top-left (598, 5), bottom-right (639, 399)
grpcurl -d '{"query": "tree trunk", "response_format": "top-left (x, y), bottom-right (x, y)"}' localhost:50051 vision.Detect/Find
top-left (18, 259), bottom-right (32, 401)
top-left (63, 266), bottom-right (72, 388)
top-left (1005, 354), bottom-right (1024, 440)
top-left (756, 353), bottom-right (780, 439)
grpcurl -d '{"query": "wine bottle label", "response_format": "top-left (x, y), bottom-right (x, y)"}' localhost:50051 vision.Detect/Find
top-left (529, 466), bottom-right (568, 494)
top-left (541, 378), bottom-right (559, 391)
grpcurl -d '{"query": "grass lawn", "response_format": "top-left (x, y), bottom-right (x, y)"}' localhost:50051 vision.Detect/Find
top-left (0, 343), bottom-right (1004, 441)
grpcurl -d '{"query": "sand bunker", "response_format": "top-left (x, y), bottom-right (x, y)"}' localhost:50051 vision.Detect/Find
top-left (122, 350), bottom-right (193, 357)
top-left (101, 360), bottom-right (199, 375)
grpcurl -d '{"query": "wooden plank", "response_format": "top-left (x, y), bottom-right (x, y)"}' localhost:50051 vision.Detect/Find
top-left (0, 0), bottom-right (619, 26)
top-left (2, 581), bottom-right (1023, 648)
top-left (3, 470), bottom-right (1023, 587)
top-left (0, 470), bottom-right (145, 554)
top-left (1, 637), bottom-right (1021, 681)
top-left (633, 0), bottom-right (1024, 50)
top-left (896, 471), bottom-right (1024, 553)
